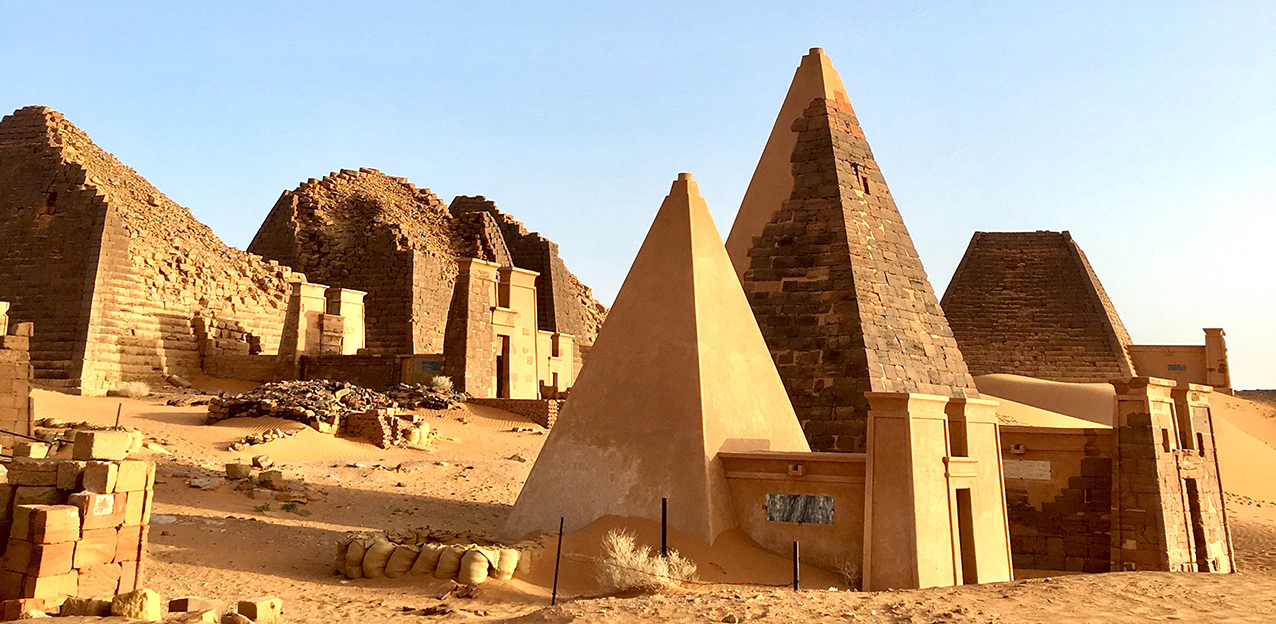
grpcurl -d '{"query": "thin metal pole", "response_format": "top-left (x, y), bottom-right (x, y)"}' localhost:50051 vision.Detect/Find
top-left (551, 517), bottom-right (564, 606)
top-left (792, 541), bottom-right (800, 591)
top-left (114, 403), bottom-right (122, 428)
top-left (661, 497), bottom-right (668, 558)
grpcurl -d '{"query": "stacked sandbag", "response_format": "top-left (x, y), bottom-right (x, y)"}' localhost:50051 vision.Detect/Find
top-left (334, 531), bottom-right (540, 585)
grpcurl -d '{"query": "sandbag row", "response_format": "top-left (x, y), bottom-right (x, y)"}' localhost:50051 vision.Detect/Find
top-left (335, 533), bottom-right (539, 584)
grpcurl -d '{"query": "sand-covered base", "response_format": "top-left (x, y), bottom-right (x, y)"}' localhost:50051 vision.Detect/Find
top-left (23, 376), bottom-right (1276, 623)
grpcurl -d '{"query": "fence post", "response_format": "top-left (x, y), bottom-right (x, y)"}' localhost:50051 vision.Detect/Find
top-left (792, 541), bottom-right (800, 591)
top-left (661, 497), bottom-right (668, 558)
top-left (551, 517), bottom-right (564, 605)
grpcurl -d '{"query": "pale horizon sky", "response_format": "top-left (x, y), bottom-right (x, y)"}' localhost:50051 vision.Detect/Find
top-left (2, 2), bottom-right (1273, 387)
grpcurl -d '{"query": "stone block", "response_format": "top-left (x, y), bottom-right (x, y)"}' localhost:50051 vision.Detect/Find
top-left (169, 596), bottom-right (222, 613)
top-left (120, 560), bottom-right (140, 593)
top-left (225, 463), bottom-right (253, 480)
top-left (6, 459), bottom-right (58, 487)
top-left (112, 587), bottom-right (161, 621)
top-left (9, 505), bottom-right (79, 544)
top-left (1, 540), bottom-right (32, 574)
top-left (22, 570), bottom-right (76, 602)
top-left (82, 461), bottom-right (118, 494)
top-left (115, 460), bottom-right (153, 492)
top-left (122, 490), bottom-right (146, 526)
top-left (26, 541), bottom-right (74, 577)
top-left (0, 598), bottom-right (45, 621)
top-left (115, 524), bottom-right (144, 562)
top-left (55, 461), bottom-right (86, 490)
top-left (13, 487), bottom-right (59, 506)
top-left (237, 596), bottom-right (282, 624)
top-left (73, 528), bottom-right (118, 568)
top-left (68, 492), bottom-right (124, 530)
top-left (76, 563), bottom-right (121, 599)
top-left (59, 596), bottom-right (113, 616)
top-left (72, 430), bottom-right (133, 461)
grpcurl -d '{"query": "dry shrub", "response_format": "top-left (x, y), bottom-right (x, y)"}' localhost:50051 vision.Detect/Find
top-left (835, 557), bottom-right (862, 589)
top-left (108, 381), bottom-right (151, 398)
top-left (596, 529), bottom-right (696, 593)
top-left (429, 375), bottom-right (454, 393)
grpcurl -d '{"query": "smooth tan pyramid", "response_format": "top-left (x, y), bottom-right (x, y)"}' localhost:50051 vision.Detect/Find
top-left (505, 173), bottom-right (810, 543)
top-left (725, 47), bottom-right (850, 278)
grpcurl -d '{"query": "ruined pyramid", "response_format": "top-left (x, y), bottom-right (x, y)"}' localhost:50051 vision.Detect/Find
top-left (0, 106), bottom-right (300, 395)
top-left (506, 174), bottom-right (809, 544)
top-left (730, 51), bottom-right (977, 453)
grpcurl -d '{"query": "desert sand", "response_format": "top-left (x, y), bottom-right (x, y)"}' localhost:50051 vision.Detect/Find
top-left (23, 374), bottom-right (1276, 623)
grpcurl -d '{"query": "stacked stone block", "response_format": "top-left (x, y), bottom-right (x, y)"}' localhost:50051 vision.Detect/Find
top-left (0, 455), bottom-right (154, 609)
top-left (0, 106), bottom-right (301, 395)
top-left (1006, 455), bottom-right (1113, 572)
top-left (443, 260), bottom-right (498, 397)
top-left (940, 231), bottom-right (1136, 382)
top-left (741, 98), bottom-right (976, 452)
top-left (0, 321), bottom-right (32, 447)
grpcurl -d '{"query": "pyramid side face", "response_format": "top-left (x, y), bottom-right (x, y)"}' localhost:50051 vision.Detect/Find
top-left (941, 231), bottom-right (1136, 383)
top-left (742, 98), bottom-right (977, 453)
top-left (0, 106), bottom-right (303, 393)
top-left (506, 179), bottom-right (711, 541)
top-left (726, 48), bottom-right (850, 278)
top-left (507, 176), bottom-right (807, 544)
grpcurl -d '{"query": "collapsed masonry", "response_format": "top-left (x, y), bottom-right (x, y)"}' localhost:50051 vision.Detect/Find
top-left (942, 231), bottom-right (1232, 391)
top-left (0, 303), bottom-right (32, 447)
top-left (0, 107), bottom-right (360, 395)
top-left (248, 171), bottom-right (605, 398)
top-left (728, 48), bottom-right (977, 452)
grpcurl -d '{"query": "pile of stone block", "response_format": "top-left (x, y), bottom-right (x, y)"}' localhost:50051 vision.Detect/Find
top-left (206, 379), bottom-right (394, 429)
top-left (335, 530), bottom-right (541, 585)
top-left (0, 308), bottom-right (32, 449)
top-left (340, 409), bottom-right (429, 449)
top-left (383, 383), bottom-right (463, 411)
top-left (0, 430), bottom-right (154, 612)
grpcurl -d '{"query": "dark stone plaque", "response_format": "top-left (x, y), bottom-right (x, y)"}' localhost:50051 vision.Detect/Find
top-left (765, 493), bottom-right (834, 525)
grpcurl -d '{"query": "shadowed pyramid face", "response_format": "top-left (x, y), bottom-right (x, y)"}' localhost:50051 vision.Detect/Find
top-left (506, 173), bottom-right (808, 544)
top-left (729, 52), bottom-right (977, 453)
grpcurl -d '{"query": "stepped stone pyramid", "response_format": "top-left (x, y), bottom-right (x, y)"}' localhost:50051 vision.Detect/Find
top-left (941, 231), bottom-right (1136, 382)
top-left (731, 50), bottom-right (977, 452)
top-left (0, 106), bottom-right (300, 394)
top-left (507, 174), bottom-right (809, 543)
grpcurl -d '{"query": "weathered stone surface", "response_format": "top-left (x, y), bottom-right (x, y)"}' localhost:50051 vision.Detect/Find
top-left (940, 231), bottom-right (1137, 383)
top-left (237, 596), bottom-right (283, 624)
top-left (739, 97), bottom-right (977, 452)
top-left (72, 430), bottom-right (133, 461)
top-left (59, 596), bottom-right (112, 616)
top-left (111, 588), bottom-right (162, 621)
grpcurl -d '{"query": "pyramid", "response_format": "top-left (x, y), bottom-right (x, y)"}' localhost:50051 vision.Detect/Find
top-left (725, 48), bottom-right (850, 277)
top-left (940, 231), bottom-right (1136, 382)
top-left (505, 174), bottom-right (809, 543)
top-left (731, 53), bottom-right (977, 453)
top-left (0, 106), bottom-right (299, 394)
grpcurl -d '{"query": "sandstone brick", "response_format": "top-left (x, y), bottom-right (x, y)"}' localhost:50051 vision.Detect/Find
top-left (9, 504), bottom-right (79, 544)
top-left (59, 596), bottom-right (113, 616)
top-left (115, 459), bottom-right (152, 492)
top-left (75, 563), bottom-right (121, 599)
top-left (81, 461), bottom-right (118, 494)
top-left (73, 527), bottom-right (118, 568)
top-left (115, 524), bottom-right (144, 562)
top-left (237, 596), bottom-right (282, 624)
top-left (55, 461), bottom-right (86, 490)
top-left (13, 486), bottom-right (59, 506)
top-left (72, 430), bottom-right (133, 461)
top-left (22, 570), bottom-right (76, 602)
top-left (68, 492), bottom-right (124, 530)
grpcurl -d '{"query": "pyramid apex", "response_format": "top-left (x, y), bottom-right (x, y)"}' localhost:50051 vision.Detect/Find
top-left (808, 47), bottom-right (825, 56)
top-left (677, 172), bottom-right (693, 181)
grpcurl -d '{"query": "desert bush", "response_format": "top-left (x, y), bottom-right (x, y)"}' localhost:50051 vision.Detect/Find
top-left (429, 375), bottom-right (454, 393)
top-left (596, 529), bottom-right (697, 592)
top-left (108, 381), bottom-right (151, 398)
top-left (835, 557), bottom-right (862, 589)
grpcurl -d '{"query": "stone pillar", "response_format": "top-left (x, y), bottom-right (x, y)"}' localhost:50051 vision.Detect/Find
top-left (945, 397), bottom-right (1014, 584)
top-left (861, 392), bottom-right (956, 590)
top-left (326, 288), bottom-right (367, 355)
top-left (1110, 377), bottom-right (1193, 572)
top-left (1203, 329), bottom-right (1231, 393)
top-left (1170, 383), bottom-right (1236, 573)
top-left (0, 301), bottom-right (9, 335)
top-left (278, 279), bottom-right (329, 374)
top-left (443, 259), bottom-right (499, 397)
top-left (0, 331), bottom-right (32, 448)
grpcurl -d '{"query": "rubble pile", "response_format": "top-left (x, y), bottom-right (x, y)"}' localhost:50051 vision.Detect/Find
top-left (383, 383), bottom-right (465, 410)
top-left (206, 380), bottom-right (395, 429)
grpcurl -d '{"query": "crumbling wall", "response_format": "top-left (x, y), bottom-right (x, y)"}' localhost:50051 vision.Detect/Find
top-left (0, 331), bottom-right (32, 447)
top-left (741, 99), bottom-right (976, 452)
top-left (941, 231), bottom-right (1136, 383)
top-left (249, 169), bottom-right (461, 355)
top-left (449, 196), bottom-right (606, 350)
top-left (0, 107), bottom-right (298, 395)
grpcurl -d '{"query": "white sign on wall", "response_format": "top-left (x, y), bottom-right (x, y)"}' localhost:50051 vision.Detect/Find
top-left (1003, 459), bottom-right (1052, 480)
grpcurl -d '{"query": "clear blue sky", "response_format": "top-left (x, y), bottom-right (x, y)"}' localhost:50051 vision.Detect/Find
top-left (3, 2), bottom-right (1273, 387)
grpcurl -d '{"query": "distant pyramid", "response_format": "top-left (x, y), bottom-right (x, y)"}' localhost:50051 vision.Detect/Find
top-left (506, 174), bottom-right (809, 543)
top-left (731, 52), bottom-right (977, 453)
top-left (940, 231), bottom-right (1136, 382)
top-left (725, 48), bottom-right (850, 278)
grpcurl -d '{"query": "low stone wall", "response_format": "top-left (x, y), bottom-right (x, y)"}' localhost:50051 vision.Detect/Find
top-left (0, 453), bottom-right (156, 610)
top-left (0, 330), bottom-right (32, 448)
top-left (202, 354), bottom-right (280, 383)
top-left (468, 398), bottom-right (561, 428)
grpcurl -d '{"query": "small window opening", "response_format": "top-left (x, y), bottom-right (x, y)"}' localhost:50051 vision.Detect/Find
top-left (1197, 433), bottom-right (1206, 457)
top-left (1161, 428), bottom-right (1172, 453)
top-left (949, 420), bottom-right (968, 457)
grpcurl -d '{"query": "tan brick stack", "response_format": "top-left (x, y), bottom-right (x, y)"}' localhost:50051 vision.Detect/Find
top-left (0, 106), bottom-right (304, 395)
top-left (0, 312), bottom-right (32, 447)
top-left (740, 98), bottom-right (977, 452)
top-left (940, 231), bottom-right (1137, 382)
top-left (0, 452), bottom-right (155, 610)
